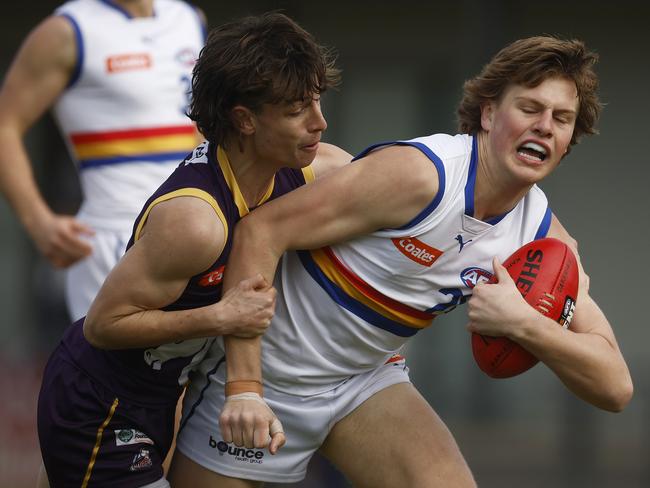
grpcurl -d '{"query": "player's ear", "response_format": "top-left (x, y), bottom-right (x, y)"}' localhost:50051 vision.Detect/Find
top-left (231, 105), bottom-right (256, 136)
top-left (480, 101), bottom-right (495, 131)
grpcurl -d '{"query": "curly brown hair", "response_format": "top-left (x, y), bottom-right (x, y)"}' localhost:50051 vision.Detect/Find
top-left (189, 12), bottom-right (340, 146)
top-left (457, 36), bottom-right (602, 148)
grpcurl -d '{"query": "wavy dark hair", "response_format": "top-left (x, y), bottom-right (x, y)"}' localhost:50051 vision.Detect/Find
top-left (458, 36), bottom-right (602, 149)
top-left (189, 12), bottom-right (340, 145)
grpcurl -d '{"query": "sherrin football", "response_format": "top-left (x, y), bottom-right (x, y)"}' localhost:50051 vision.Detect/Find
top-left (471, 237), bottom-right (579, 378)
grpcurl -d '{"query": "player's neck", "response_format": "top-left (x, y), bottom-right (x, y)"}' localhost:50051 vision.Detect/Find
top-left (113, 0), bottom-right (155, 18)
top-left (221, 141), bottom-right (277, 210)
top-left (474, 131), bottom-right (531, 221)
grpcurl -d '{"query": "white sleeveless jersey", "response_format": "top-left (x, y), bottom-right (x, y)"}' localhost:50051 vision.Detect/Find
top-left (252, 134), bottom-right (552, 395)
top-left (52, 0), bottom-right (204, 230)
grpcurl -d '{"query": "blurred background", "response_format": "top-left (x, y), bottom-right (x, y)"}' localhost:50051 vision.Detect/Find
top-left (1, 1), bottom-right (648, 486)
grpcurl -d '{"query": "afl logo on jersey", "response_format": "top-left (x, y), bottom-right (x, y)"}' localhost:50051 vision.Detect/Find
top-left (460, 267), bottom-right (492, 288)
top-left (198, 265), bottom-right (225, 287)
top-left (391, 237), bottom-right (443, 267)
top-left (176, 48), bottom-right (198, 67)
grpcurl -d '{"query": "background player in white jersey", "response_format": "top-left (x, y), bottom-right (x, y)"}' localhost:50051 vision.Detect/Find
top-left (0, 2), bottom-right (205, 486)
top-left (0, 0), bottom-right (205, 321)
top-left (171, 36), bottom-right (633, 487)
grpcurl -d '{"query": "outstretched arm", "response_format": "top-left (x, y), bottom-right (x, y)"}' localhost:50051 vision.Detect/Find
top-left (467, 215), bottom-right (633, 412)
top-left (221, 144), bottom-right (441, 452)
top-left (0, 16), bottom-right (95, 267)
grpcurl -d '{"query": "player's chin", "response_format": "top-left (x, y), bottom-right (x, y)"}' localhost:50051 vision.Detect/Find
top-left (514, 164), bottom-right (554, 185)
top-left (516, 155), bottom-right (559, 179)
top-left (295, 149), bottom-right (318, 167)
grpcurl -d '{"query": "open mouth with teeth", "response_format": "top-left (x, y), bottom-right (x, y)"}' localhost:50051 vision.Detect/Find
top-left (517, 142), bottom-right (547, 162)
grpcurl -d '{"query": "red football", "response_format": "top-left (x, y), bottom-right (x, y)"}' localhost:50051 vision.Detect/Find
top-left (471, 238), bottom-right (579, 378)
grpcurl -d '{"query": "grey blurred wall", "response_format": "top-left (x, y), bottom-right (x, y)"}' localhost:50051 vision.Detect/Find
top-left (1, 1), bottom-right (648, 487)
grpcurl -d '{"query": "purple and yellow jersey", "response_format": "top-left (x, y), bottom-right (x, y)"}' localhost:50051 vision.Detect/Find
top-left (224, 133), bottom-right (552, 395)
top-left (51, 0), bottom-right (206, 230)
top-left (60, 141), bottom-right (314, 405)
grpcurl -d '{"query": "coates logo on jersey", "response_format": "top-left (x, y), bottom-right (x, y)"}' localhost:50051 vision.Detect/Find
top-left (391, 237), bottom-right (443, 267)
top-left (198, 265), bottom-right (225, 287)
top-left (460, 267), bottom-right (493, 289)
top-left (107, 53), bottom-right (152, 73)
top-left (176, 48), bottom-right (198, 67)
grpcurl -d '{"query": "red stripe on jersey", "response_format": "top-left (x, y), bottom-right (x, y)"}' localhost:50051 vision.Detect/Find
top-left (70, 125), bottom-right (195, 143)
top-left (322, 247), bottom-right (434, 320)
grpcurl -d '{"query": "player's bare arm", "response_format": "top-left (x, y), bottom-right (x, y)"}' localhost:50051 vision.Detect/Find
top-left (224, 144), bottom-right (439, 379)
top-left (0, 15), bottom-right (94, 268)
top-left (221, 144), bottom-right (440, 451)
top-left (311, 141), bottom-right (352, 177)
top-left (84, 196), bottom-right (276, 349)
top-left (468, 215), bottom-right (632, 411)
top-left (235, 144), bottom-right (440, 265)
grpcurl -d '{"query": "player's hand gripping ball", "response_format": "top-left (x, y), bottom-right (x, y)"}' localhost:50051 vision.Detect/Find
top-left (471, 238), bottom-right (579, 378)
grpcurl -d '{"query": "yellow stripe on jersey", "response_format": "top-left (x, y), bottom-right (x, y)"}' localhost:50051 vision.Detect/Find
top-left (74, 134), bottom-right (197, 159)
top-left (309, 248), bottom-right (433, 329)
top-left (301, 164), bottom-right (315, 183)
top-left (216, 146), bottom-right (277, 217)
top-left (133, 188), bottom-right (228, 243)
top-left (81, 397), bottom-right (119, 488)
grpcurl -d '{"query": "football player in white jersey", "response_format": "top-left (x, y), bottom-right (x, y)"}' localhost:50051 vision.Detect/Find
top-left (0, 0), bottom-right (205, 321)
top-left (171, 36), bottom-right (633, 487)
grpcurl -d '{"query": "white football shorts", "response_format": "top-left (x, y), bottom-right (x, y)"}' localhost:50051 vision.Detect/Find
top-left (176, 356), bottom-right (410, 483)
top-left (64, 226), bottom-right (131, 321)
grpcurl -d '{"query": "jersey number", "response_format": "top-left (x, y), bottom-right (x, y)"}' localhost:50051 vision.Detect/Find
top-left (426, 288), bottom-right (467, 315)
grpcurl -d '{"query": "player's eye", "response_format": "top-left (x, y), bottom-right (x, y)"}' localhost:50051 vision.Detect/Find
top-left (554, 114), bottom-right (574, 125)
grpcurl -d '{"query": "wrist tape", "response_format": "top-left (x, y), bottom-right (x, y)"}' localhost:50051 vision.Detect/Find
top-left (225, 392), bottom-right (284, 436)
top-left (225, 379), bottom-right (263, 396)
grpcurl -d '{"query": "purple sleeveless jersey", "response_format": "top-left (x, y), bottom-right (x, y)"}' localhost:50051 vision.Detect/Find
top-left (38, 141), bottom-right (310, 487)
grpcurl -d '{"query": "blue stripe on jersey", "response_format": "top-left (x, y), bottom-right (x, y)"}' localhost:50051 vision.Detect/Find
top-left (352, 140), bottom-right (446, 231)
top-left (352, 140), bottom-right (394, 160)
top-left (78, 151), bottom-right (189, 169)
top-left (58, 14), bottom-right (84, 88)
top-left (534, 206), bottom-right (552, 239)
top-left (465, 135), bottom-right (515, 225)
top-left (464, 135), bottom-right (478, 217)
top-left (178, 351), bottom-right (223, 434)
top-left (392, 141), bottom-right (445, 230)
top-left (297, 250), bottom-right (419, 338)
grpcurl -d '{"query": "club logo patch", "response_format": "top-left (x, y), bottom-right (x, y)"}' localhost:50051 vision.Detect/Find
top-left (460, 267), bottom-right (493, 288)
top-left (391, 237), bottom-right (443, 267)
top-left (559, 296), bottom-right (576, 329)
top-left (129, 448), bottom-right (153, 471)
top-left (198, 265), bottom-right (225, 287)
top-left (175, 47), bottom-right (198, 67)
top-left (115, 429), bottom-right (154, 446)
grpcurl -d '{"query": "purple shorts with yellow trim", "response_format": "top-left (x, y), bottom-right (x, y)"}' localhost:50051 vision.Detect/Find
top-left (37, 347), bottom-right (175, 487)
